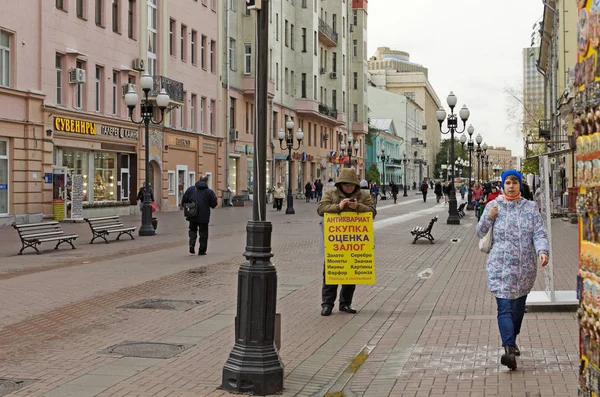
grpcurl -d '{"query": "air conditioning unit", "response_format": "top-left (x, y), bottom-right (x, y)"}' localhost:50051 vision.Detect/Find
top-left (68, 68), bottom-right (86, 84)
top-left (132, 58), bottom-right (145, 71)
top-left (230, 129), bottom-right (239, 141)
top-left (319, 67), bottom-right (326, 74)
top-left (330, 72), bottom-right (337, 79)
top-left (122, 83), bottom-right (136, 96)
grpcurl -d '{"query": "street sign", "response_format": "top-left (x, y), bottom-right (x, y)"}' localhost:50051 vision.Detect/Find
top-left (246, 0), bottom-right (261, 10)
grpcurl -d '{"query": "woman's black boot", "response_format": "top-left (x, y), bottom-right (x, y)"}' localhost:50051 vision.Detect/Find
top-left (500, 346), bottom-right (517, 370)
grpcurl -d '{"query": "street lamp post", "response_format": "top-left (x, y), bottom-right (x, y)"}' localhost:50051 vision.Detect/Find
top-left (401, 153), bottom-right (410, 197)
top-left (481, 143), bottom-right (488, 182)
top-left (340, 133), bottom-right (360, 168)
top-left (278, 119), bottom-right (304, 215)
top-left (125, 74), bottom-right (170, 236)
top-left (437, 92), bottom-right (470, 225)
top-left (460, 125), bottom-right (475, 210)
top-left (474, 134), bottom-right (483, 183)
top-left (379, 149), bottom-right (390, 189)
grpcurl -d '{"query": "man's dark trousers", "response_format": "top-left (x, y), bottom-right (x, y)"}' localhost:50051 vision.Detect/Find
top-left (322, 267), bottom-right (355, 308)
top-left (189, 221), bottom-right (209, 253)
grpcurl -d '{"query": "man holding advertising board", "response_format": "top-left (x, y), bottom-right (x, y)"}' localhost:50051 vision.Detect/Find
top-left (317, 168), bottom-right (377, 316)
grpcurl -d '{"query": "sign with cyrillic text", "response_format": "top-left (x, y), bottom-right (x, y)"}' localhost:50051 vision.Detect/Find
top-left (324, 212), bottom-right (375, 285)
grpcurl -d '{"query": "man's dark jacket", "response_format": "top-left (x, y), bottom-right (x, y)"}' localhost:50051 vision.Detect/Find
top-left (181, 181), bottom-right (218, 224)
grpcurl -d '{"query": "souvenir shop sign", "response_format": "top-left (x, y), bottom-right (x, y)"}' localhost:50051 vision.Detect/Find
top-left (99, 126), bottom-right (139, 140)
top-left (54, 117), bottom-right (96, 135)
top-left (323, 212), bottom-right (375, 285)
top-left (167, 135), bottom-right (197, 149)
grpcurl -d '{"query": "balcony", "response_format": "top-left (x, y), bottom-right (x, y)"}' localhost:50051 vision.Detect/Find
top-left (318, 18), bottom-right (338, 47)
top-left (318, 102), bottom-right (338, 119)
top-left (242, 76), bottom-right (275, 98)
top-left (295, 99), bottom-right (343, 125)
top-left (538, 119), bottom-right (551, 139)
top-left (149, 75), bottom-right (184, 103)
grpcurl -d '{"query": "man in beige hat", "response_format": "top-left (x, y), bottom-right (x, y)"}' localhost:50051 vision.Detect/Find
top-left (317, 168), bottom-right (376, 316)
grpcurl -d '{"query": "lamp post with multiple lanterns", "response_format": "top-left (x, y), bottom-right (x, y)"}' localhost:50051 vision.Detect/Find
top-left (460, 125), bottom-right (475, 210)
top-left (401, 153), bottom-right (410, 197)
top-left (436, 92), bottom-right (470, 225)
top-left (125, 74), bottom-right (170, 236)
top-left (340, 133), bottom-right (359, 168)
top-left (379, 149), bottom-right (390, 189)
top-left (277, 119), bottom-right (304, 215)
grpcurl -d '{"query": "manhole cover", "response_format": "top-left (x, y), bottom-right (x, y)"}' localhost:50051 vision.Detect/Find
top-left (119, 299), bottom-right (206, 311)
top-left (0, 379), bottom-right (36, 396)
top-left (100, 341), bottom-right (192, 359)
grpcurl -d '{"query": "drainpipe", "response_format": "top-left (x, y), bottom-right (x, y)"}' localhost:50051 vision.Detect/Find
top-left (224, 1), bottom-right (233, 205)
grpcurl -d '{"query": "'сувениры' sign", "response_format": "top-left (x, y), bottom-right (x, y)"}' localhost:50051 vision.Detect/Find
top-left (324, 212), bottom-right (375, 285)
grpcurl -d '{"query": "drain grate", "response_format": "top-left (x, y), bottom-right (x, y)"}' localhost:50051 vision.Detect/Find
top-left (119, 299), bottom-right (206, 311)
top-left (0, 379), bottom-right (36, 396)
top-left (100, 341), bottom-right (192, 359)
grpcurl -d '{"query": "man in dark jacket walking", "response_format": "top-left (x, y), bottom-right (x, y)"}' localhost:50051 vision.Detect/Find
top-left (180, 176), bottom-right (218, 255)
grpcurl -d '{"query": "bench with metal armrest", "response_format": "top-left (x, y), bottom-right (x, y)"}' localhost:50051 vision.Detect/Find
top-left (458, 202), bottom-right (467, 218)
top-left (12, 221), bottom-right (79, 255)
top-left (410, 216), bottom-right (438, 244)
top-left (84, 216), bottom-right (137, 244)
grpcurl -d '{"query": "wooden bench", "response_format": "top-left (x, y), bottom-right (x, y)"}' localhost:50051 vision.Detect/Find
top-left (458, 202), bottom-right (467, 218)
top-left (84, 216), bottom-right (136, 244)
top-left (12, 222), bottom-right (79, 255)
top-left (410, 216), bottom-right (438, 244)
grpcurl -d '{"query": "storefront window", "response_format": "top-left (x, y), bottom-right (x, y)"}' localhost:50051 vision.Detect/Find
top-left (62, 149), bottom-right (89, 201)
top-left (178, 169), bottom-right (186, 199)
top-left (266, 161), bottom-right (271, 190)
top-left (229, 157), bottom-right (237, 194)
top-left (0, 140), bottom-right (8, 214)
top-left (246, 157), bottom-right (254, 194)
top-left (93, 152), bottom-right (117, 201)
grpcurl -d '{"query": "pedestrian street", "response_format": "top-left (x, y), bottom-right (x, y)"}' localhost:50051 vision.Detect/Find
top-left (0, 196), bottom-right (578, 397)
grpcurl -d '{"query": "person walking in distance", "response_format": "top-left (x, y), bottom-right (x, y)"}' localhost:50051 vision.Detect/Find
top-left (421, 180), bottom-right (429, 202)
top-left (273, 182), bottom-right (285, 211)
top-left (180, 176), bottom-right (218, 255)
top-left (317, 168), bottom-right (376, 316)
top-left (137, 181), bottom-right (154, 210)
top-left (476, 170), bottom-right (549, 371)
top-left (390, 181), bottom-right (399, 204)
top-left (305, 181), bottom-right (312, 203)
top-left (434, 181), bottom-right (442, 203)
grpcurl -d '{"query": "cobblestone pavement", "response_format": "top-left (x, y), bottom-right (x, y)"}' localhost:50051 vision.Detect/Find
top-left (0, 195), bottom-right (578, 397)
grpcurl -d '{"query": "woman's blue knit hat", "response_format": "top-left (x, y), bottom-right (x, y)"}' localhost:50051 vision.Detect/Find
top-left (501, 170), bottom-right (522, 186)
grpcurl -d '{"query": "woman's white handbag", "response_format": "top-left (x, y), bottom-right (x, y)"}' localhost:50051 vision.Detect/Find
top-left (479, 224), bottom-right (493, 254)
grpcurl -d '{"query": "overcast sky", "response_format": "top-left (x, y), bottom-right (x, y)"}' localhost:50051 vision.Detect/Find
top-left (368, 0), bottom-right (544, 158)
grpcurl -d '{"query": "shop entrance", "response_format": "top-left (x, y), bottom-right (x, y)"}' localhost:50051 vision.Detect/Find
top-left (176, 165), bottom-right (188, 205)
top-left (120, 154), bottom-right (130, 201)
top-left (149, 160), bottom-right (161, 210)
top-left (52, 167), bottom-right (67, 220)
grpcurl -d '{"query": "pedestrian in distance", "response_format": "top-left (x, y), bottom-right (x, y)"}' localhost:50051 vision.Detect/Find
top-left (316, 179), bottom-right (323, 201)
top-left (472, 182), bottom-right (484, 217)
top-left (390, 181), bottom-right (399, 204)
top-left (443, 183), bottom-right (450, 204)
top-left (434, 181), bottom-right (442, 203)
top-left (460, 184), bottom-right (467, 200)
top-left (521, 181), bottom-right (533, 201)
top-left (317, 168), bottom-right (376, 317)
top-left (421, 180), bottom-right (428, 202)
top-left (137, 181), bottom-right (154, 210)
top-left (485, 184), bottom-right (501, 205)
top-left (273, 182), bottom-right (285, 211)
top-left (476, 170), bottom-right (549, 371)
top-left (370, 183), bottom-right (379, 205)
top-left (359, 179), bottom-right (370, 192)
top-left (305, 182), bottom-right (312, 203)
top-left (325, 177), bottom-right (336, 190)
top-left (180, 176), bottom-right (218, 256)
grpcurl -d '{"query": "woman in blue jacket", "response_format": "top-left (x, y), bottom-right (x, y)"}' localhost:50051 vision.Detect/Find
top-left (476, 170), bottom-right (549, 371)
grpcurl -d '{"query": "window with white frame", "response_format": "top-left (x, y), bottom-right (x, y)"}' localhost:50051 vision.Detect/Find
top-left (112, 71), bottom-right (118, 114)
top-left (200, 97), bottom-right (205, 132)
top-left (75, 60), bottom-right (85, 109)
top-left (169, 19), bottom-right (175, 56)
top-left (210, 40), bottom-right (215, 73)
top-left (180, 92), bottom-right (186, 128)
top-left (0, 139), bottom-right (8, 215)
top-left (188, 172), bottom-right (196, 188)
top-left (56, 54), bottom-right (63, 105)
top-left (210, 99), bottom-right (215, 134)
top-left (147, 0), bottom-right (157, 76)
top-left (96, 0), bottom-right (104, 25)
top-left (181, 25), bottom-right (187, 61)
top-left (128, 0), bottom-right (135, 39)
top-left (244, 44), bottom-right (251, 75)
top-left (229, 38), bottom-right (235, 71)
top-left (167, 171), bottom-right (175, 195)
top-left (191, 94), bottom-right (196, 130)
top-left (77, 0), bottom-right (86, 18)
top-left (353, 40), bottom-right (357, 57)
top-left (112, 0), bottom-right (120, 33)
top-left (95, 65), bottom-right (102, 112)
top-left (191, 30), bottom-right (197, 65)
top-left (201, 35), bottom-right (206, 68)
top-left (0, 31), bottom-right (10, 87)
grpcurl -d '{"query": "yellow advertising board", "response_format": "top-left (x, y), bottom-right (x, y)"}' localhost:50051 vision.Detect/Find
top-left (323, 212), bottom-right (375, 285)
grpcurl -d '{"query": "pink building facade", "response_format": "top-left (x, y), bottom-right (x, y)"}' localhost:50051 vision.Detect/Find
top-left (0, 0), bottom-right (221, 225)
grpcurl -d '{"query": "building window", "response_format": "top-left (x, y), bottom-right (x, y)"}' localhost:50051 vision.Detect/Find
top-left (332, 52), bottom-right (337, 72)
top-left (147, 0), bottom-right (157, 75)
top-left (56, 54), bottom-right (63, 105)
top-left (244, 44), bottom-right (251, 75)
top-left (275, 63), bottom-right (279, 90)
top-left (342, 91), bottom-right (345, 112)
top-left (112, 71), bottom-right (118, 114)
top-left (230, 97), bottom-right (236, 130)
top-left (353, 9), bottom-right (357, 25)
top-left (128, 0), bottom-right (135, 38)
top-left (211, 0), bottom-right (216, 10)
top-left (353, 72), bottom-right (357, 89)
top-left (291, 24), bottom-right (295, 50)
top-left (301, 73), bottom-right (306, 98)
top-left (56, 0), bottom-right (65, 9)
top-left (77, 0), bottom-right (85, 18)
top-left (181, 25), bottom-right (187, 61)
top-left (75, 60), bottom-right (85, 109)
top-left (191, 94), bottom-right (196, 130)
top-left (276, 14), bottom-right (279, 41)
top-left (245, 0), bottom-right (251, 15)
top-left (302, 28), bottom-right (306, 52)
top-left (313, 75), bottom-right (317, 100)
top-left (301, 0), bottom-right (306, 8)
top-left (284, 67), bottom-right (288, 94)
top-left (200, 97), bottom-right (205, 132)
top-left (169, 19), bottom-right (175, 56)
top-left (93, 152), bottom-right (117, 201)
top-left (210, 99), bottom-right (215, 134)
top-left (0, 139), bottom-right (7, 214)
top-left (96, 0), bottom-right (103, 25)
top-left (191, 30), bottom-right (197, 64)
top-left (284, 20), bottom-right (288, 47)
top-left (332, 14), bottom-right (337, 32)
top-left (201, 35), bottom-right (206, 68)
top-left (167, 171), bottom-right (175, 195)
top-left (95, 65), bottom-right (102, 112)
top-left (332, 89), bottom-right (336, 110)
top-left (112, 0), bottom-right (120, 33)
top-left (343, 16), bottom-right (345, 38)
top-left (353, 104), bottom-right (358, 122)
top-left (353, 40), bottom-right (357, 57)
top-left (229, 38), bottom-right (235, 71)
top-left (180, 92), bottom-right (186, 128)
top-left (210, 40), bottom-right (215, 73)
top-left (314, 31), bottom-right (317, 55)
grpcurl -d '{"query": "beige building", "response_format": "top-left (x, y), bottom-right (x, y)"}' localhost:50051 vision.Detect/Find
top-left (368, 47), bottom-right (441, 179)
top-left (219, 0), bottom-right (369, 197)
top-left (478, 146), bottom-right (514, 181)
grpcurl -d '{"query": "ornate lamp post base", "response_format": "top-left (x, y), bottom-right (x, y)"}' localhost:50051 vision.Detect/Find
top-left (285, 194), bottom-right (295, 214)
top-left (447, 193), bottom-right (461, 225)
top-left (222, 221), bottom-right (284, 395)
top-left (139, 201), bottom-right (156, 236)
